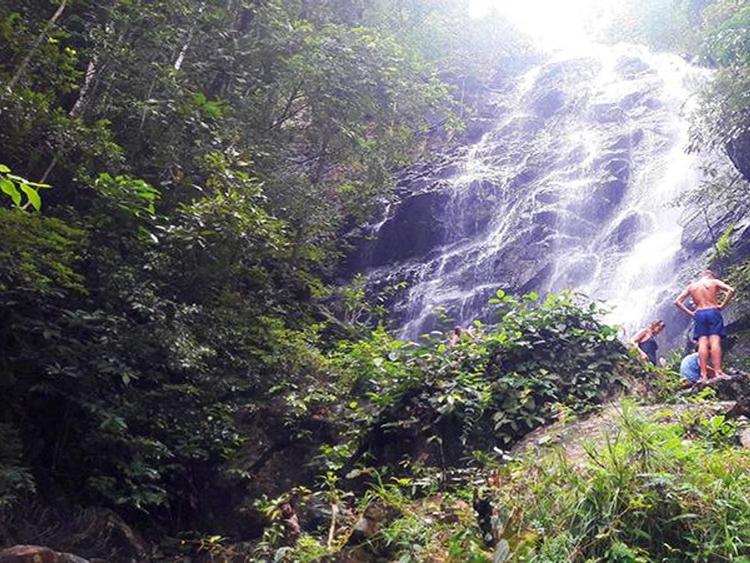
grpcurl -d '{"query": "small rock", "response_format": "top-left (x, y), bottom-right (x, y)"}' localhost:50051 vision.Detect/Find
top-left (347, 503), bottom-right (397, 545)
top-left (536, 434), bottom-right (559, 447)
top-left (493, 539), bottom-right (510, 563)
top-left (73, 507), bottom-right (147, 560)
top-left (491, 505), bottom-right (511, 539)
top-left (739, 428), bottom-right (750, 449)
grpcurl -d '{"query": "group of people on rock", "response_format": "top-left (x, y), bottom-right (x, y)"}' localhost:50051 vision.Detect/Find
top-left (631, 269), bottom-right (736, 384)
top-left (445, 269), bottom-right (738, 385)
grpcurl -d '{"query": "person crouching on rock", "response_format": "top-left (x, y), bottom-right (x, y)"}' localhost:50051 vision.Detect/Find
top-left (680, 346), bottom-right (716, 386)
top-left (674, 269), bottom-right (735, 381)
top-left (631, 320), bottom-right (665, 365)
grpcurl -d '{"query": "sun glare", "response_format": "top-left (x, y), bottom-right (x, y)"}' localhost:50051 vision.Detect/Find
top-left (469, 0), bottom-right (615, 51)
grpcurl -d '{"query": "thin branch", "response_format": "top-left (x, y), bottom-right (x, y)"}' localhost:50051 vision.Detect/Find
top-left (270, 81), bottom-right (305, 129)
top-left (39, 154), bottom-right (59, 184)
top-left (327, 504), bottom-right (338, 548)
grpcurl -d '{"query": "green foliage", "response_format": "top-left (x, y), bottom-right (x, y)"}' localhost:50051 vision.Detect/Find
top-left (325, 292), bottom-right (630, 475)
top-left (92, 173), bottom-right (160, 218)
top-left (0, 163), bottom-right (50, 210)
top-left (0, 207), bottom-right (85, 293)
top-left (324, 273), bottom-right (407, 338)
top-left (601, 0), bottom-right (702, 52)
top-left (190, 92), bottom-right (225, 120)
top-left (249, 293), bottom-right (634, 561)
top-left (726, 255), bottom-right (750, 306)
top-left (282, 535), bottom-right (330, 563)
top-left (602, 0), bottom-right (750, 185)
top-left (694, 414), bottom-right (738, 447)
top-left (703, 0), bottom-right (750, 67)
top-left (639, 363), bottom-right (685, 404)
top-left (0, 0), bottom-right (528, 549)
top-left (688, 1), bottom-right (750, 155)
top-left (379, 511), bottom-right (434, 561)
top-left (483, 292), bottom-right (626, 431)
top-left (0, 423), bottom-right (35, 511)
top-left (498, 403), bottom-right (750, 561)
top-left (711, 223), bottom-right (734, 264)
top-left (276, 478), bottom-right (491, 562)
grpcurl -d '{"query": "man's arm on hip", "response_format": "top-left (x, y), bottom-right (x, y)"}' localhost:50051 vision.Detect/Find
top-left (674, 286), bottom-right (694, 317)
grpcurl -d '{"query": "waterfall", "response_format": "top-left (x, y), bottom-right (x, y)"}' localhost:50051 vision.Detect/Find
top-left (360, 42), bottom-right (719, 342)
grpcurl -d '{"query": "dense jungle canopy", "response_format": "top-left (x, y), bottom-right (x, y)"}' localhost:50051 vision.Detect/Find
top-left (3, 0), bottom-right (750, 561)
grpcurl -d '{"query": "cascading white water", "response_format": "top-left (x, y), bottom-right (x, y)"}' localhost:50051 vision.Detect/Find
top-left (362, 42), bottom-right (717, 342)
top-left (549, 45), bottom-right (709, 329)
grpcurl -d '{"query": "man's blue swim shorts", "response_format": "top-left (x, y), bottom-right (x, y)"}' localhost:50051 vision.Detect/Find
top-left (693, 308), bottom-right (726, 340)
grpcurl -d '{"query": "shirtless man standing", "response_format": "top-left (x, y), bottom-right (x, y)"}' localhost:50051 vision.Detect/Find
top-left (674, 270), bottom-right (736, 380)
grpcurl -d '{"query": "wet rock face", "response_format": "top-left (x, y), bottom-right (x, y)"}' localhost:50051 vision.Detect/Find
top-left (615, 56), bottom-right (653, 79)
top-left (370, 187), bottom-right (448, 266)
top-left (606, 212), bottom-right (650, 251)
top-left (727, 131), bottom-right (750, 184)
top-left (533, 89), bottom-right (565, 118)
top-left (354, 44), bottom-right (742, 342)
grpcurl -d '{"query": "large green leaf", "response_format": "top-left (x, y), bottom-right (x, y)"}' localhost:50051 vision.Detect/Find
top-left (0, 178), bottom-right (21, 206)
top-left (19, 184), bottom-right (41, 211)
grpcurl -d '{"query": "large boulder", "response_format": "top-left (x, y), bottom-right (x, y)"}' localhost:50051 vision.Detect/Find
top-left (692, 374), bottom-right (750, 416)
top-left (0, 546), bottom-right (90, 563)
top-left (3, 507), bottom-right (148, 562)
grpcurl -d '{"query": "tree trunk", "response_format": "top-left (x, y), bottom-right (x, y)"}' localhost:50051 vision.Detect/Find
top-left (174, 25), bottom-right (195, 71)
top-left (174, 3), bottom-right (205, 71)
top-left (69, 58), bottom-right (97, 117)
top-left (6, 0), bottom-right (68, 92)
top-left (40, 0), bottom-right (118, 182)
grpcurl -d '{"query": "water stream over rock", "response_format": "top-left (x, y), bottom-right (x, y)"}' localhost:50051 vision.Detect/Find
top-left (357, 43), bottom-right (735, 344)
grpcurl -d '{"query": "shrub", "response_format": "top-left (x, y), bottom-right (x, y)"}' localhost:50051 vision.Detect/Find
top-left (256, 293), bottom-right (642, 560)
top-left (498, 402), bottom-right (750, 561)
top-left (323, 291), bottom-right (633, 476)
top-left (0, 423), bottom-right (35, 511)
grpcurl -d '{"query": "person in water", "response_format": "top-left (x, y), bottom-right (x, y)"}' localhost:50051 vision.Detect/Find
top-left (674, 269), bottom-right (736, 380)
top-left (631, 320), bottom-right (665, 365)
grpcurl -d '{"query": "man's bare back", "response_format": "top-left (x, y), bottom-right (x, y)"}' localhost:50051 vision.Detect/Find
top-left (685, 278), bottom-right (732, 311)
top-left (675, 270), bottom-right (734, 317)
top-left (674, 270), bottom-right (736, 379)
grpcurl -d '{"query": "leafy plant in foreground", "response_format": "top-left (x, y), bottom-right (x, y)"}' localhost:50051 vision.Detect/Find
top-left (321, 292), bottom-right (633, 490)
top-left (0, 164), bottom-right (50, 210)
top-left (498, 402), bottom-right (750, 561)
